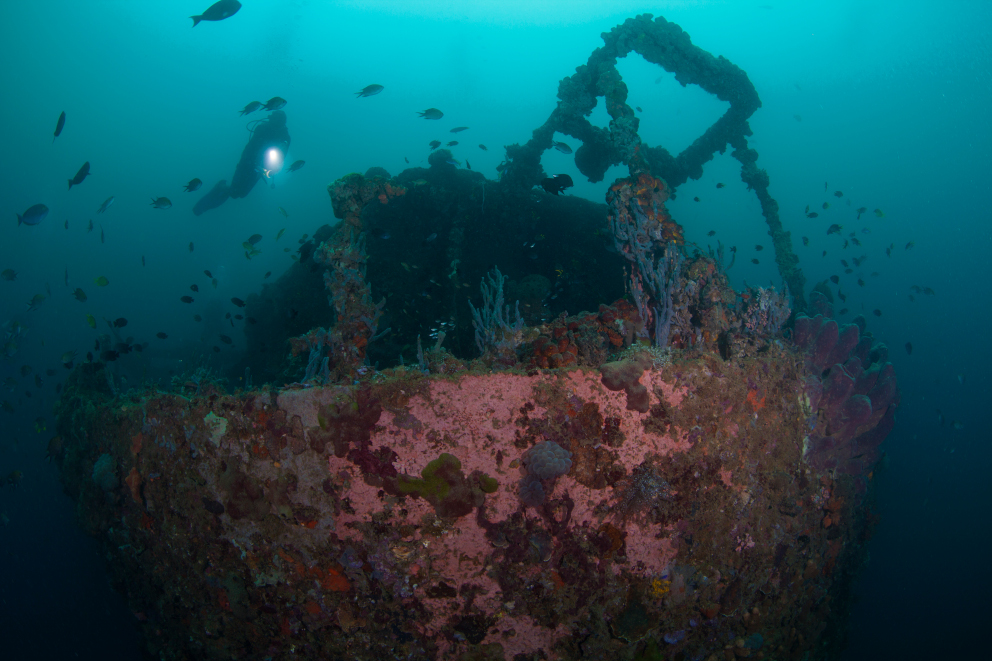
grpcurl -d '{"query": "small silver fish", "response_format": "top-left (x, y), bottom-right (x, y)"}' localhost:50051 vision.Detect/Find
top-left (96, 196), bottom-right (114, 213)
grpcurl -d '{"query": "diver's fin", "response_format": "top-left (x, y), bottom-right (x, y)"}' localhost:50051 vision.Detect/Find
top-left (190, 15), bottom-right (202, 27)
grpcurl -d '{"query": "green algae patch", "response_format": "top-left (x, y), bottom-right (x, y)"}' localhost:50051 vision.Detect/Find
top-left (393, 454), bottom-right (492, 518)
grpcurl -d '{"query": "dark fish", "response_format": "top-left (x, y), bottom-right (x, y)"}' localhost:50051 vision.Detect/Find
top-left (67, 162), bottom-right (90, 190)
top-left (113, 317), bottom-right (127, 328)
top-left (150, 197), bottom-right (172, 209)
top-left (806, 211), bottom-right (818, 218)
top-left (872, 309), bottom-right (882, 317)
top-left (53, 111), bottom-right (65, 142)
top-left (539, 174), bottom-right (573, 196)
top-left (184, 178), bottom-right (202, 192)
top-left (287, 160), bottom-right (305, 172)
top-left (707, 230), bottom-right (716, 236)
top-left (754, 245), bottom-right (763, 251)
top-left (239, 101), bottom-right (262, 116)
top-left (20, 365), bottom-right (31, 377)
top-left (355, 84), bottom-right (384, 97)
top-left (262, 96), bottom-right (286, 111)
top-left (219, 334), bottom-right (233, 345)
top-left (466, 160), bottom-right (471, 170)
top-left (180, 296), bottom-right (194, 303)
top-left (213, 346), bottom-right (221, 353)
top-left (822, 202), bottom-right (830, 210)
top-left (636, 106), bottom-right (642, 112)
top-left (189, 242), bottom-right (194, 252)
top-left (479, 144), bottom-right (487, 150)
top-left (97, 196), bottom-right (114, 213)
top-left (247, 233), bottom-right (262, 246)
top-left (404, 157), bottom-right (409, 163)
top-left (156, 332), bottom-right (168, 339)
top-left (857, 278), bottom-right (865, 287)
top-left (922, 286), bottom-right (935, 296)
top-left (193, 314), bottom-right (202, 322)
top-left (824, 181), bottom-right (828, 192)
top-left (850, 237), bottom-right (861, 246)
top-left (839, 308), bottom-right (849, 315)
top-left (234, 314), bottom-right (243, 320)
top-left (86, 351), bottom-right (93, 362)
top-left (100, 350), bottom-right (119, 362)
top-left (450, 126), bottom-right (469, 133)
top-left (844, 268), bottom-right (852, 274)
top-left (834, 190), bottom-right (843, 198)
top-left (35, 374), bottom-right (43, 388)
top-left (856, 206), bottom-right (867, 219)
top-left (446, 141), bottom-right (458, 147)
top-left (842, 240), bottom-right (848, 249)
top-left (794, 114), bottom-right (802, 121)
top-left (225, 312), bottom-right (231, 319)
top-left (905, 241), bottom-right (915, 250)
top-left (822, 250), bottom-right (827, 257)
top-left (429, 140), bottom-right (441, 150)
top-left (191, 0), bottom-right (242, 27)
top-left (190, 284), bottom-right (199, 292)
top-left (837, 290), bottom-right (847, 302)
top-left (841, 259), bottom-right (849, 267)
top-left (247, 317), bottom-right (257, 324)
top-left (1, 269), bottom-right (16, 281)
top-left (64, 219), bottom-right (68, 229)
top-left (751, 258), bottom-right (759, 264)
top-left (693, 196), bottom-right (700, 202)
top-left (417, 108), bottom-right (444, 120)
top-left (905, 342), bottom-right (913, 355)
top-left (826, 224), bottom-right (842, 235)
top-left (552, 141), bottom-right (572, 154)
top-left (192, 179), bottom-right (230, 216)
top-left (716, 183), bottom-right (725, 188)
top-left (829, 275), bottom-right (839, 284)
top-left (802, 236), bottom-right (809, 246)
top-left (264, 271), bottom-right (271, 279)
top-left (874, 208), bottom-right (884, 217)
top-left (231, 297), bottom-right (245, 307)
top-left (204, 270), bottom-right (213, 278)
top-left (16, 204), bottom-right (49, 226)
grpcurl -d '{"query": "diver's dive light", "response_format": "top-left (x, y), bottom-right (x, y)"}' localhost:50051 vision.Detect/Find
top-left (263, 147), bottom-right (284, 178)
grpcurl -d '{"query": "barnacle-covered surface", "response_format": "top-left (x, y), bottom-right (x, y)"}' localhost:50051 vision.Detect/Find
top-left (55, 324), bottom-right (883, 660)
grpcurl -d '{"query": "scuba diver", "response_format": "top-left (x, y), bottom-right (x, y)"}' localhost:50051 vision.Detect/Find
top-left (193, 110), bottom-right (291, 215)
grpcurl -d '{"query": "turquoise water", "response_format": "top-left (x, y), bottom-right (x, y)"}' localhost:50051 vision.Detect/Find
top-left (0, 2), bottom-right (989, 658)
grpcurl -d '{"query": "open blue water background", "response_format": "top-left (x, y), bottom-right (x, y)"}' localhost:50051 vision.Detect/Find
top-left (0, 1), bottom-right (988, 658)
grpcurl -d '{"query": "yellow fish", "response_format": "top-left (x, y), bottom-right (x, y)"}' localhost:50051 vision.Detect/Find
top-left (873, 208), bottom-right (884, 217)
top-left (93, 276), bottom-right (109, 286)
top-left (275, 228), bottom-right (286, 241)
top-left (85, 314), bottom-right (96, 328)
top-left (278, 207), bottom-right (288, 217)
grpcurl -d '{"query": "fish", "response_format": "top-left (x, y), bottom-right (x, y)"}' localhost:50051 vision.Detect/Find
top-left (839, 308), bottom-right (849, 315)
top-left (189, 242), bottom-right (194, 252)
top-left (193, 315), bottom-right (202, 322)
top-left (239, 101), bottom-right (262, 116)
top-left (190, 284), bottom-right (199, 292)
top-left (905, 241), bottom-right (914, 250)
top-left (856, 206), bottom-right (867, 219)
top-left (193, 180), bottom-right (230, 216)
top-left (235, 314), bottom-right (243, 320)
top-left (1, 401), bottom-right (13, 414)
top-left (141, 255), bottom-right (146, 266)
top-left (16, 204), bottom-right (49, 226)
top-left (922, 286), bottom-right (935, 296)
top-left (278, 207), bottom-right (288, 218)
top-left (19, 365), bottom-right (31, 377)
top-left (552, 141), bottom-right (573, 154)
top-left (424, 233), bottom-right (437, 243)
top-left (404, 157), bottom-right (409, 163)
top-left (909, 294), bottom-right (915, 302)
top-left (801, 236), bottom-right (809, 246)
top-left (219, 334), bottom-right (233, 345)
top-left (873, 208), bottom-right (884, 217)
top-left (100, 350), bottom-right (119, 362)
top-left (225, 312), bottom-right (231, 320)
top-left (85, 314), bottom-right (96, 328)
top-left (204, 269), bottom-right (212, 278)
top-left (466, 160), bottom-right (471, 170)
top-left (264, 271), bottom-right (271, 279)
top-left (952, 421), bottom-right (965, 431)
top-left (824, 182), bottom-right (828, 192)
top-left (794, 114), bottom-right (802, 122)
top-left (479, 144), bottom-right (487, 150)
top-left (829, 275), bottom-right (839, 284)
top-left (274, 229), bottom-right (286, 242)
top-left (97, 196), bottom-right (114, 213)
top-left (540, 174), bottom-right (573, 196)
top-left (64, 220), bottom-right (68, 229)
top-left (445, 158), bottom-right (461, 166)
top-left (857, 278), bottom-right (865, 287)
top-left (156, 332), bottom-right (168, 339)
top-left (957, 373), bottom-right (966, 385)
top-left (190, 0), bottom-right (241, 26)
top-left (822, 202), bottom-right (830, 210)
top-left (429, 140), bottom-right (441, 150)
top-left (180, 296), bottom-right (194, 303)
top-left (150, 197), bottom-right (172, 209)
top-left (446, 141), bottom-right (459, 147)
top-left (411, 179), bottom-right (428, 186)
top-left (113, 317), bottom-right (127, 328)
top-left (826, 224), bottom-right (842, 235)
top-left (822, 250), bottom-right (827, 257)
top-left (872, 309), bottom-right (882, 317)
top-left (211, 279), bottom-right (218, 288)
top-left (247, 233), bottom-right (262, 246)
top-left (417, 108), bottom-right (444, 120)
top-left (287, 160), bottom-right (305, 172)
top-left (72, 288), bottom-right (87, 302)
top-left (450, 127), bottom-right (469, 133)
top-left (707, 230), bottom-right (716, 236)
top-left (840, 260), bottom-right (849, 267)
top-left (355, 83), bottom-right (385, 97)
top-left (871, 271), bottom-right (880, 277)
top-left (751, 258), bottom-right (760, 264)
top-left (1, 270), bottom-right (15, 281)
top-left (184, 178), bottom-right (203, 192)
top-left (754, 245), bottom-right (763, 251)
top-left (885, 245), bottom-right (892, 257)
top-left (68, 162), bottom-right (90, 190)
top-left (850, 237), bottom-right (861, 246)
top-left (861, 227), bottom-right (870, 234)
top-left (53, 111), bottom-right (65, 141)
top-left (806, 212), bottom-right (819, 219)
top-left (213, 346), bottom-right (221, 353)
top-left (905, 342), bottom-right (913, 355)
top-left (35, 374), bottom-right (43, 388)
top-left (231, 297), bottom-right (246, 307)
top-left (843, 240), bottom-right (849, 249)
top-left (716, 183), bottom-right (725, 188)
top-left (834, 190), bottom-right (843, 198)
top-left (693, 196), bottom-right (700, 202)
top-left (93, 276), bottom-right (109, 287)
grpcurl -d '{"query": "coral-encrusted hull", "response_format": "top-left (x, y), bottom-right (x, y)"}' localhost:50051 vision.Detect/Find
top-left (56, 349), bottom-right (884, 659)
